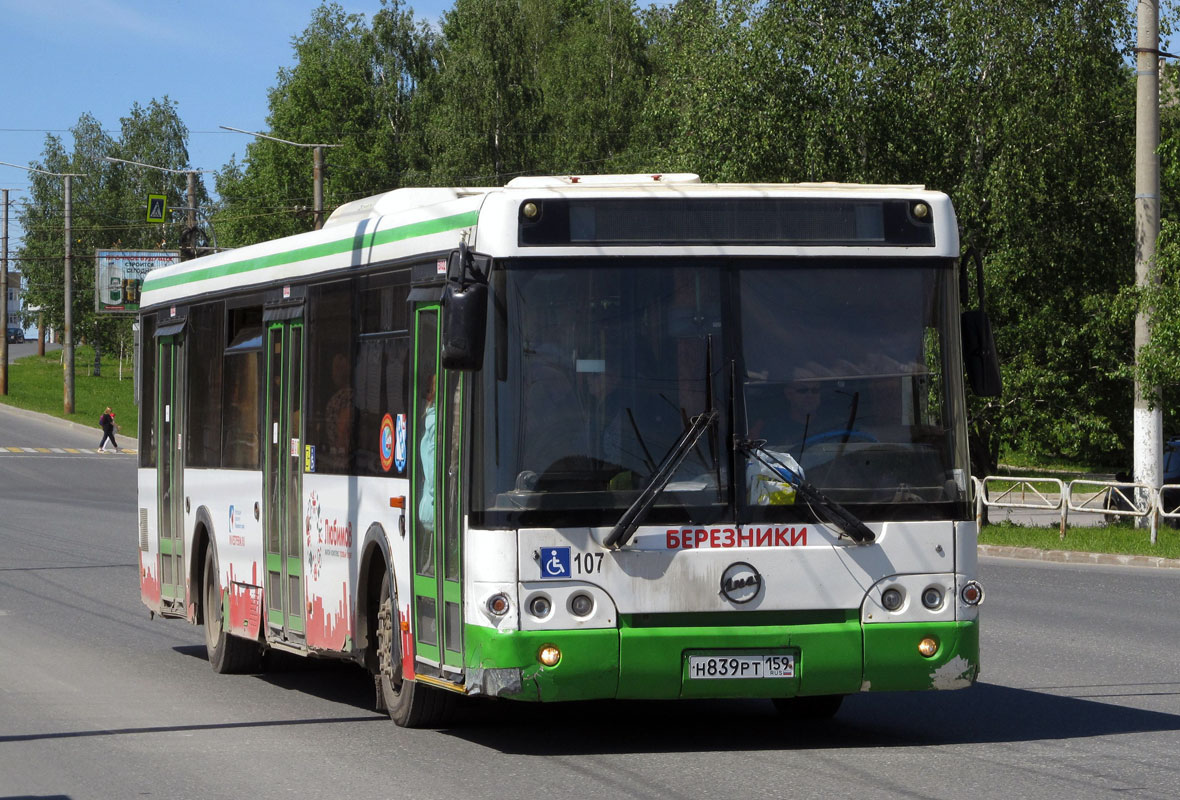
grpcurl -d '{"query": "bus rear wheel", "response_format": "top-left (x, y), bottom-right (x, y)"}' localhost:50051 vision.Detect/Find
top-left (773, 694), bottom-right (845, 719)
top-left (376, 570), bottom-right (451, 727)
top-left (202, 547), bottom-right (262, 674)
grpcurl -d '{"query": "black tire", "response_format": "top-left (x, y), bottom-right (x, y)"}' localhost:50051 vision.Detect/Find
top-left (203, 547), bottom-right (263, 674)
top-left (376, 570), bottom-right (451, 727)
top-left (773, 694), bottom-right (845, 719)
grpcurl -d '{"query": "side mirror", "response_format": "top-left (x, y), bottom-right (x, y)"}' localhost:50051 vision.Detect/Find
top-left (960, 248), bottom-right (1003, 397)
top-left (441, 243), bottom-right (491, 371)
top-left (961, 309), bottom-right (1002, 397)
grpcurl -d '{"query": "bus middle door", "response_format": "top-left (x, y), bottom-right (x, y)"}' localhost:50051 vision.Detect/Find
top-left (264, 317), bottom-right (306, 646)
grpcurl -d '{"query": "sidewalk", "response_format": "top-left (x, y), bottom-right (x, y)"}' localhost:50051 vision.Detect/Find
top-left (980, 544), bottom-right (1180, 570)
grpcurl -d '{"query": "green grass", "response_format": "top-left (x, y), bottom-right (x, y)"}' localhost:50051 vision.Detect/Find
top-left (981, 521), bottom-right (1180, 560)
top-left (1, 347), bottom-right (138, 439)
top-left (999, 448), bottom-right (1119, 475)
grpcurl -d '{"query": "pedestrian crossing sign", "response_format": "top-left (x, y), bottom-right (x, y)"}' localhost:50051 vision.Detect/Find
top-left (147, 194), bottom-right (167, 223)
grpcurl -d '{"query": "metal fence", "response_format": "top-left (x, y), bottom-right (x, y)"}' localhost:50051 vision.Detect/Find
top-left (973, 475), bottom-right (1168, 544)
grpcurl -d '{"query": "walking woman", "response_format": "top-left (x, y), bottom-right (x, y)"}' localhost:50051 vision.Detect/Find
top-left (98, 407), bottom-right (119, 453)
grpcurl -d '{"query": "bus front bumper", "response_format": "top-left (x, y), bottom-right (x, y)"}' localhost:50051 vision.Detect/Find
top-left (462, 618), bottom-right (979, 702)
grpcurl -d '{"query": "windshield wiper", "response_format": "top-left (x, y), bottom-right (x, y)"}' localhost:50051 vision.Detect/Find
top-left (604, 409), bottom-right (718, 550)
top-left (737, 439), bottom-right (875, 544)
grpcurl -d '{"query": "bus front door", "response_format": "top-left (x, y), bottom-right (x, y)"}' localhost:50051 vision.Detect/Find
top-left (264, 320), bottom-right (306, 646)
top-left (156, 335), bottom-right (186, 616)
top-left (411, 306), bottom-right (464, 679)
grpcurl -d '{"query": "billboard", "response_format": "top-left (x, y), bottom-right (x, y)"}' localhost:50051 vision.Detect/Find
top-left (95, 250), bottom-right (179, 314)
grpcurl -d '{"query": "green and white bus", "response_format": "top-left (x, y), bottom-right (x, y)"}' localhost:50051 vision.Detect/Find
top-left (137, 174), bottom-right (997, 726)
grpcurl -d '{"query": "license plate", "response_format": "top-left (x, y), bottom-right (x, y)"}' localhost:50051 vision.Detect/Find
top-left (688, 654), bottom-right (795, 680)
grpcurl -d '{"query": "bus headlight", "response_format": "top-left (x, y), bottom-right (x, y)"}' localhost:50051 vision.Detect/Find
top-left (569, 592), bottom-right (594, 618)
top-left (921, 587), bottom-right (944, 610)
top-left (528, 594), bottom-right (553, 619)
top-left (881, 587), bottom-right (904, 611)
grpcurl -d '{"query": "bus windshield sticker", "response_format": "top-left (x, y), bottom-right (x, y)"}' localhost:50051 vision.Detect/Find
top-left (540, 547), bottom-right (571, 579)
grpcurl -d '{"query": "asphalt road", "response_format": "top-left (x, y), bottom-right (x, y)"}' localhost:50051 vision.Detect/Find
top-left (2, 403), bottom-right (1179, 800)
top-left (2, 339), bottom-right (59, 363)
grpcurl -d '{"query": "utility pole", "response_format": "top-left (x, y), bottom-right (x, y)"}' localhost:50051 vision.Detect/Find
top-left (187, 169), bottom-right (197, 242)
top-left (1, 188), bottom-right (9, 395)
top-left (220, 126), bottom-right (340, 230)
top-left (1134, 0), bottom-right (1163, 533)
top-left (0, 161), bottom-right (86, 414)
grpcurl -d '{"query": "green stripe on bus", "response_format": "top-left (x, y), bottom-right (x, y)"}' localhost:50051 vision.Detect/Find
top-left (142, 211), bottom-right (479, 293)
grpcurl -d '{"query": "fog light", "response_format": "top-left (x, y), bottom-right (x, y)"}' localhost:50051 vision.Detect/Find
top-left (570, 593), bottom-right (594, 617)
top-left (538, 644), bottom-right (561, 666)
top-left (528, 595), bottom-right (552, 619)
top-left (881, 587), bottom-right (904, 611)
top-left (961, 580), bottom-right (985, 606)
top-left (486, 593), bottom-right (510, 617)
top-left (921, 587), bottom-right (944, 610)
top-left (918, 637), bottom-right (939, 657)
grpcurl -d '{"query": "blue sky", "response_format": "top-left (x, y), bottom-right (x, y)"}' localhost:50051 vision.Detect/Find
top-left (0, 0), bottom-right (457, 245)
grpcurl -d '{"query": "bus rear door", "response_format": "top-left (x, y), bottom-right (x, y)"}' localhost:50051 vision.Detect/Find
top-left (156, 329), bottom-right (185, 616)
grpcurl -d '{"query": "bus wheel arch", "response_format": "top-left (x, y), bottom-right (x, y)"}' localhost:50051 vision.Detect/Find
top-left (201, 538), bottom-right (263, 674)
top-left (357, 524), bottom-right (392, 672)
top-left (190, 507), bottom-right (217, 625)
top-left (373, 557), bottom-right (451, 727)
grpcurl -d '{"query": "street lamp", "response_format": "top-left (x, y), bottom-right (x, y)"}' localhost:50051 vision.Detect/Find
top-left (0, 160), bottom-right (86, 414)
top-left (220, 125), bottom-right (340, 230)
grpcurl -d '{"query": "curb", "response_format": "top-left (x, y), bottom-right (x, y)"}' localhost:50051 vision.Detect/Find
top-left (0, 401), bottom-right (139, 449)
top-left (980, 544), bottom-right (1180, 570)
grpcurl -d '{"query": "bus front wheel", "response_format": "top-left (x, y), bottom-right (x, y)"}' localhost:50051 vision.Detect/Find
top-left (202, 547), bottom-right (262, 674)
top-left (773, 694), bottom-right (844, 719)
top-left (376, 570), bottom-right (451, 727)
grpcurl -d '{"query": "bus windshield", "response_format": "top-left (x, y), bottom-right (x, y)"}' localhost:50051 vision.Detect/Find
top-left (471, 257), bottom-right (969, 529)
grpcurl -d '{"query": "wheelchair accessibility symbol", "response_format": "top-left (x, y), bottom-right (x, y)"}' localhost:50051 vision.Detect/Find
top-left (540, 547), bottom-right (571, 579)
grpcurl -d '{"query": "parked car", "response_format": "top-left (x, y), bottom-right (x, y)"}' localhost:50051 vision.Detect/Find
top-left (5, 325), bottom-right (24, 343)
top-left (1165, 438), bottom-right (1180, 485)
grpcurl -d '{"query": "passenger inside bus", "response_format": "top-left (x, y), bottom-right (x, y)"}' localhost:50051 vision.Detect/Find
top-left (416, 377), bottom-right (436, 575)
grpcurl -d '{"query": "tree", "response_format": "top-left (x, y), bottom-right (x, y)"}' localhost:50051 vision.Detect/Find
top-left (631, 0), bottom-right (1137, 469)
top-left (215, 1), bottom-right (435, 246)
top-left (17, 99), bottom-right (203, 369)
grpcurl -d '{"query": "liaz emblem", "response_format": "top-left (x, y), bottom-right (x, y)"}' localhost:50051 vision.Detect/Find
top-left (720, 561), bottom-right (763, 604)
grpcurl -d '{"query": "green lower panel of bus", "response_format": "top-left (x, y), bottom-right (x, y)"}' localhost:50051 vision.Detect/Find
top-left (861, 620), bottom-right (980, 692)
top-left (462, 617), bottom-right (979, 702)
